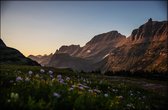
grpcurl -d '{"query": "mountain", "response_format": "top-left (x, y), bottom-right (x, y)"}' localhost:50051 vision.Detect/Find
top-left (0, 38), bottom-right (40, 66)
top-left (28, 53), bottom-right (53, 66)
top-left (97, 19), bottom-right (167, 72)
top-left (48, 53), bottom-right (93, 71)
top-left (47, 31), bottom-right (126, 71)
top-left (55, 45), bottom-right (81, 56)
top-left (76, 30), bottom-right (126, 62)
top-left (47, 18), bottom-right (167, 72)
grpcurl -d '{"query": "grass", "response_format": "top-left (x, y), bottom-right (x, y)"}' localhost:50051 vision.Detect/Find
top-left (0, 65), bottom-right (167, 110)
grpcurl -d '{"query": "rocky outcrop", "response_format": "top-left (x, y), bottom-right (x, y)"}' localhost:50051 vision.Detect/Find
top-left (55, 44), bottom-right (81, 56)
top-left (129, 18), bottom-right (167, 43)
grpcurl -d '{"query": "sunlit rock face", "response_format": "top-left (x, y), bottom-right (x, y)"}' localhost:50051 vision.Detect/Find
top-left (47, 19), bottom-right (168, 72)
top-left (98, 19), bottom-right (168, 72)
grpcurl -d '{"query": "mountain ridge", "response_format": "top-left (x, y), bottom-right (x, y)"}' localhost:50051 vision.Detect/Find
top-left (29, 18), bottom-right (168, 72)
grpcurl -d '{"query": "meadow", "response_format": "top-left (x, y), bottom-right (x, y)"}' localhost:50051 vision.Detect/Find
top-left (0, 65), bottom-right (167, 110)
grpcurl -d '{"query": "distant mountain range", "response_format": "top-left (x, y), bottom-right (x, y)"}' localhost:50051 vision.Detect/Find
top-left (7, 18), bottom-right (168, 72)
top-left (0, 39), bottom-right (40, 66)
top-left (28, 53), bottom-right (53, 66)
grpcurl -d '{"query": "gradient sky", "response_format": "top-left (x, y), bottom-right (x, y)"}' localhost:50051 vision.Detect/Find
top-left (1, 1), bottom-right (167, 56)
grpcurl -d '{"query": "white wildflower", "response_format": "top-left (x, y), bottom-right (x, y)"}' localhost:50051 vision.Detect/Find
top-left (28, 71), bottom-right (33, 75)
top-left (88, 89), bottom-right (93, 93)
top-left (104, 93), bottom-right (108, 97)
top-left (66, 77), bottom-right (70, 81)
top-left (93, 89), bottom-right (101, 93)
top-left (53, 92), bottom-right (61, 98)
top-left (16, 76), bottom-right (23, 81)
top-left (118, 95), bottom-right (123, 99)
top-left (40, 69), bottom-right (45, 73)
top-left (78, 86), bottom-right (84, 90)
top-left (72, 85), bottom-right (76, 88)
top-left (69, 87), bottom-right (74, 91)
top-left (48, 70), bottom-right (53, 74)
top-left (127, 103), bottom-right (135, 109)
top-left (25, 77), bottom-right (30, 82)
top-left (57, 74), bottom-right (62, 79)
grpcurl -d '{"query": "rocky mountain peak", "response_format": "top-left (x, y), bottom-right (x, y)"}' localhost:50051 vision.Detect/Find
top-left (56, 44), bottom-right (81, 56)
top-left (130, 18), bottom-right (167, 42)
top-left (86, 30), bottom-right (126, 45)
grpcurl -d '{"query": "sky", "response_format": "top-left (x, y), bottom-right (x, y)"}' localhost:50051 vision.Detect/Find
top-left (1, 1), bottom-right (167, 56)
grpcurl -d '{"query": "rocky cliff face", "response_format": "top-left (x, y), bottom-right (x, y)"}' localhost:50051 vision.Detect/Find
top-left (0, 38), bottom-right (40, 66)
top-left (98, 19), bottom-right (167, 72)
top-left (129, 18), bottom-right (167, 43)
top-left (76, 31), bottom-right (126, 62)
top-left (46, 19), bottom-right (168, 72)
top-left (55, 45), bottom-right (81, 56)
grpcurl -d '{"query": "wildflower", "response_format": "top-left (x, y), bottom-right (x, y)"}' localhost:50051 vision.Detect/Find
top-left (72, 85), bottom-right (76, 88)
top-left (25, 77), bottom-right (30, 82)
top-left (93, 89), bottom-right (101, 93)
top-left (83, 85), bottom-right (89, 89)
top-left (66, 77), bottom-right (70, 81)
top-left (28, 71), bottom-right (33, 75)
top-left (40, 69), bottom-right (45, 73)
top-left (16, 76), bottom-right (23, 81)
top-left (104, 93), bottom-right (108, 97)
top-left (57, 74), bottom-right (62, 79)
top-left (88, 89), bottom-right (93, 93)
top-left (78, 86), bottom-right (84, 90)
top-left (59, 79), bottom-right (64, 83)
top-left (127, 103), bottom-right (135, 109)
top-left (118, 95), bottom-right (123, 99)
top-left (53, 92), bottom-right (61, 98)
top-left (48, 70), bottom-right (53, 74)
top-left (69, 87), bottom-right (74, 91)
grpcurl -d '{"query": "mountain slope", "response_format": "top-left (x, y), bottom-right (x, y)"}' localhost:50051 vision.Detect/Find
top-left (48, 53), bottom-right (93, 71)
top-left (0, 38), bottom-right (40, 66)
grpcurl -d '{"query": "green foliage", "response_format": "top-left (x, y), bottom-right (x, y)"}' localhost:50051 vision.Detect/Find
top-left (0, 65), bottom-right (167, 110)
